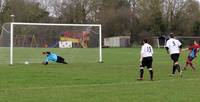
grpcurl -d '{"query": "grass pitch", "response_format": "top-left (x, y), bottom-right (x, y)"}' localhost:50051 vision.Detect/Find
top-left (0, 48), bottom-right (200, 102)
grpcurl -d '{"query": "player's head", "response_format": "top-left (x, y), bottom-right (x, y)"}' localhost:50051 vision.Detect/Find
top-left (169, 33), bottom-right (174, 38)
top-left (194, 40), bottom-right (198, 45)
top-left (143, 39), bottom-right (148, 44)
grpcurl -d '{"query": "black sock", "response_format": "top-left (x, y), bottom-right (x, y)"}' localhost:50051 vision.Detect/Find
top-left (172, 65), bottom-right (176, 74)
top-left (176, 64), bottom-right (181, 72)
top-left (140, 69), bottom-right (144, 78)
top-left (149, 70), bottom-right (153, 80)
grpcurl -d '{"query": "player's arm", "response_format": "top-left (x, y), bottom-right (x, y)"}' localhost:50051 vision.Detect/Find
top-left (178, 42), bottom-right (182, 53)
top-left (182, 48), bottom-right (189, 51)
top-left (151, 46), bottom-right (154, 54)
top-left (165, 42), bottom-right (169, 54)
top-left (140, 46), bottom-right (144, 65)
top-left (165, 47), bottom-right (169, 54)
top-left (139, 53), bottom-right (143, 66)
top-left (140, 53), bottom-right (143, 62)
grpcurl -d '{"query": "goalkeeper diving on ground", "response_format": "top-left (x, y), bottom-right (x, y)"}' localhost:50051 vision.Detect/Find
top-left (42, 52), bottom-right (68, 65)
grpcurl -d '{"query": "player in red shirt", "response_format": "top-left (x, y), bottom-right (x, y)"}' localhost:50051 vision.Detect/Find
top-left (183, 41), bottom-right (200, 70)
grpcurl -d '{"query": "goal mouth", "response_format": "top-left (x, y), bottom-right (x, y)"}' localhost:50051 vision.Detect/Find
top-left (0, 22), bottom-right (102, 65)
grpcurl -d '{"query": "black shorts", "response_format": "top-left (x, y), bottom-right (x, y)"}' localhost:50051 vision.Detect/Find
top-left (141, 57), bottom-right (153, 68)
top-left (170, 53), bottom-right (180, 63)
top-left (56, 56), bottom-right (65, 63)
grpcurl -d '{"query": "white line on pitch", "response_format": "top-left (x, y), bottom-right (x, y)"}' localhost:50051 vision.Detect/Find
top-left (0, 78), bottom-right (199, 91)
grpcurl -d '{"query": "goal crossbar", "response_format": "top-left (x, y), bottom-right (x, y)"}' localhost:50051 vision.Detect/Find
top-left (10, 22), bottom-right (102, 65)
top-left (11, 22), bottom-right (101, 27)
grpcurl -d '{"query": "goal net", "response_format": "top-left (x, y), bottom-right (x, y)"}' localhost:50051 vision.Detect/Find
top-left (0, 22), bottom-right (102, 65)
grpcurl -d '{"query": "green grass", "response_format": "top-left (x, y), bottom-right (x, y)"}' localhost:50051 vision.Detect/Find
top-left (0, 48), bottom-right (200, 102)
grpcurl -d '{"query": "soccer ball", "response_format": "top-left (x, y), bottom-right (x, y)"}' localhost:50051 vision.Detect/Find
top-left (24, 61), bottom-right (29, 65)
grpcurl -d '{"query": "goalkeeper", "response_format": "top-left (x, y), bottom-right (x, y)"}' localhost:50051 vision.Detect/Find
top-left (42, 51), bottom-right (68, 65)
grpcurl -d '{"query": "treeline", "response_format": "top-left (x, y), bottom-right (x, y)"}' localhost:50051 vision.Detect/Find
top-left (0, 0), bottom-right (200, 43)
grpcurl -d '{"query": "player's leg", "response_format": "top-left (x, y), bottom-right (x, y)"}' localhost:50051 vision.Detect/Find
top-left (189, 57), bottom-right (195, 70)
top-left (183, 57), bottom-right (190, 70)
top-left (189, 63), bottom-right (195, 70)
top-left (170, 54), bottom-right (181, 76)
top-left (56, 56), bottom-right (68, 64)
top-left (138, 67), bottom-right (144, 80)
top-left (175, 62), bottom-right (181, 73)
top-left (174, 54), bottom-right (182, 76)
top-left (170, 54), bottom-right (177, 75)
top-left (138, 58), bottom-right (145, 80)
top-left (149, 68), bottom-right (153, 80)
top-left (175, 62), bottom-right (181, 72)
top-left (147, 57), bottom-right (153, 81)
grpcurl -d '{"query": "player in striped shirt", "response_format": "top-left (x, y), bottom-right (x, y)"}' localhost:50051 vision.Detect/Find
top-left (137, 39), bottom-right (154, 81)
top-left (183, 41), bottom-right (200, 70)
top-left (42, 52), bottom-right (68, 65)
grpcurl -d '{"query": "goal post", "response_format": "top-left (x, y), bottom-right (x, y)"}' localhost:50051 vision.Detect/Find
top-left (1, 22), bottom-right (102, 65)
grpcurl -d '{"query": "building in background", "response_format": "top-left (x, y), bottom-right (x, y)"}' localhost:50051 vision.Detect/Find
top-left (104, 36), bottom-right (130, 47)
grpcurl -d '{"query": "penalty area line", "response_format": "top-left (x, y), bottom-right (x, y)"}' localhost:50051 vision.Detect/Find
top-left (0, 78), bottom-right (199, 91)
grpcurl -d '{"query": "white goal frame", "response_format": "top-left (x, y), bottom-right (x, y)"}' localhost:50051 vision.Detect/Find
top-left (10, 22), bottom-right (102, 65)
